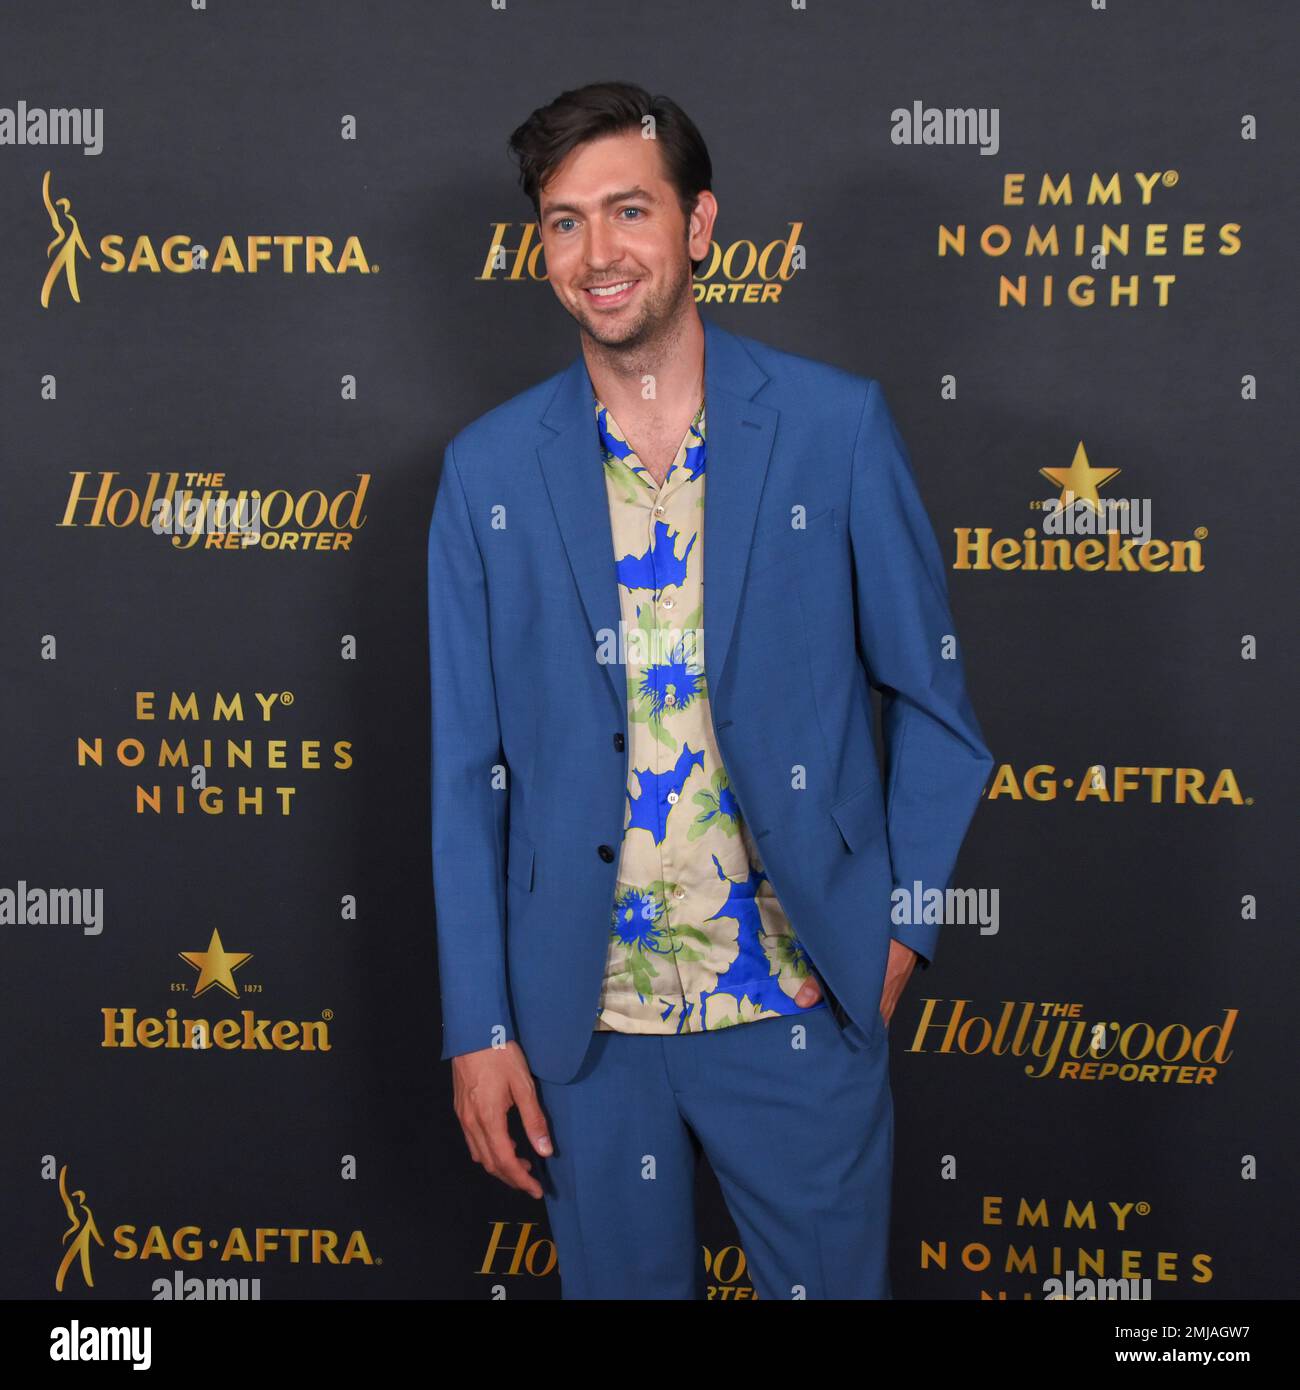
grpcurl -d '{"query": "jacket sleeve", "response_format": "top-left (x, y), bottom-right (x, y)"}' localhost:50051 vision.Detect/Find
top-left (848, 379), bottom-right (994, 968)
top-left (427, 436), bottom-right (515, 1059)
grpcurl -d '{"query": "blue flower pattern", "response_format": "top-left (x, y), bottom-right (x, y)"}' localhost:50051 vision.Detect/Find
top-left (592, 397), bottom-right (825, 1033)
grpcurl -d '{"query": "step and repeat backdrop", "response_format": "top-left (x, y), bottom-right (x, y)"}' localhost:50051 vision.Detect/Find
top-left (1, 1), bottom-right (1295, 1302)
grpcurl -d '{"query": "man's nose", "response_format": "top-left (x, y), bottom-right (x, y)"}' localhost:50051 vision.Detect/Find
top-left (584, 219), bottom-right (621, 270)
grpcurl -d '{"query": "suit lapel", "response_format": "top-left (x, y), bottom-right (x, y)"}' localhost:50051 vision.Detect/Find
top-left (700, 317), bottom-right (777, 698)
top-left (536, 354), bottom-right (626, 712)
top-left (534, 317), bottom-right (777, 715)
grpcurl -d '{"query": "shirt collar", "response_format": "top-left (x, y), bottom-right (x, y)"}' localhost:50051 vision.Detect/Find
top-left (594, 397), bottom-right (707, 480)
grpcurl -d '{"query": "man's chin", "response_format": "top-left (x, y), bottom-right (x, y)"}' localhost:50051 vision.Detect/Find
top-left (576, 310), bottom-right (652, 350)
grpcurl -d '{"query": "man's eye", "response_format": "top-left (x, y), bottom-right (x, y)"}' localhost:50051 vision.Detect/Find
top-left (619, 207), bottom-right (644, 220)
top-left (553, 217), bottom-right (576, 233)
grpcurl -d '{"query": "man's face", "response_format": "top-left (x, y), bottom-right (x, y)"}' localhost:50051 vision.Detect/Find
top-left (537, 129), bottom-right (715, 350)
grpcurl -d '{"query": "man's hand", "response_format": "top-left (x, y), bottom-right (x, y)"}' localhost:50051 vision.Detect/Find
top-left (794, 972), bottom-right (823, 1008)
top-left (878, 938), bottom-right (918, 1027)
top-left (800, 945), bottom-right (917, 1034)
top-left (793, 940), bottom-right (918, 1027)
top-left (451, 1041), bottom-right (553, 1200)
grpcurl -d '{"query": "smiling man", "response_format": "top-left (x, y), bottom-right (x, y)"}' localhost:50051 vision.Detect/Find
top-left (427, 82), bottom-right (993, 1299)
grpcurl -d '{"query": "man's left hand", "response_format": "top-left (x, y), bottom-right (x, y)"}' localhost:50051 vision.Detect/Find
top-left (792, 938), bottom-right (918, 1025)
top-left (877, 938), bottom-right (918, 1027)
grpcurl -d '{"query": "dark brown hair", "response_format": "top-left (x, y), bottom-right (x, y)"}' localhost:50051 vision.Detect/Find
top-left (508, 82), bottom-right (713, 273)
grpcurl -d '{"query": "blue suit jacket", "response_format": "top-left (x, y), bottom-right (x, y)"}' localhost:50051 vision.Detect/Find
top-left (427, 316), bottom-right (993, 1083)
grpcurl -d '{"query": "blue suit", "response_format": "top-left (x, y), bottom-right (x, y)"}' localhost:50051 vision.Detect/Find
top-left (429, 314), bottom-right (991, 1078)
top-left (427, 317), bottom-right (992, 1297)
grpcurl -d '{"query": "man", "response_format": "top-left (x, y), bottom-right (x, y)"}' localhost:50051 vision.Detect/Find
top-left (427, 82), bottom-right (993, 1299)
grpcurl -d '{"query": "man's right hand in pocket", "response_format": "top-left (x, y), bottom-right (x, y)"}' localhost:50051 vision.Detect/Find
top-left (451, 1042), bottom-right (553, 1200)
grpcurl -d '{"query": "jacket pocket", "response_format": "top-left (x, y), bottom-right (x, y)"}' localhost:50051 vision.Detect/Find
top-left (829, 781), bottom-right (885, 854)
top-left (748, 506), bottom-right (835, 577)
top-left (505, 827), bottom-right (535, 891)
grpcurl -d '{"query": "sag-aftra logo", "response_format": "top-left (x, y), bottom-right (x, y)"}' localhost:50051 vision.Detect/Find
top-left (39, 169), bottom-right (375, 307)
top-left (53, 1161), bottom-right (376, 1295)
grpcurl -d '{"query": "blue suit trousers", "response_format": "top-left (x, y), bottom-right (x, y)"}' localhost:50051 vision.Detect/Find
top-left (535, 1004), bottom-right (894, 1299)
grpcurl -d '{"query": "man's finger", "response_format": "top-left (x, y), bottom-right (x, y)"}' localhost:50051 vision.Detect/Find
top-left (460, 1122), bottom-right (484, 1166)
top-left (462, 1111), bottom-right (492, 1169)
top-left (795, 973), bottom-right (823, 1006)
top-left (482, 1106), bottom-right (543, 1198)
top-left (513, 1077), bottom-right (554, 1158)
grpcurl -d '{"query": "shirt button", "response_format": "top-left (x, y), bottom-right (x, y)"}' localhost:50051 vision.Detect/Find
top-left (654, 503), bottom-right (665, 514)
top-left (664, 692), bottom-right (676, 707)
top-left (597, 845), bottom-right (615, 862)
top-left (667, 791), bottom-right (679, 804)
top-left (673, 887), bottom-right (685, 900)
top-left (613, 733), bottom-right (625, 752)
top-left (661, 597), bottom-right (674, 609)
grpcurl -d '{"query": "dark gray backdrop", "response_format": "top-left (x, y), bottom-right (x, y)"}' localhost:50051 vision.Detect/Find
top-left (1, 0), bottom-right (1295, 1300)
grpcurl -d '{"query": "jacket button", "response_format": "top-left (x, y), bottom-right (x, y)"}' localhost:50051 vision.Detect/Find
top-left (613, 733), bottom-right (625, 752)
top-left (598, 844), bottom-right (615, 862)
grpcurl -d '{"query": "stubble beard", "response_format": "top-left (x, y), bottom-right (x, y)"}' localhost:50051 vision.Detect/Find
top-left (572, 251), bottom-right (696, 378)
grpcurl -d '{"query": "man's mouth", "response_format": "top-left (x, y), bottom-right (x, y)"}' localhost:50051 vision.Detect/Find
top-left (583, 279), bottom-right (638, 306)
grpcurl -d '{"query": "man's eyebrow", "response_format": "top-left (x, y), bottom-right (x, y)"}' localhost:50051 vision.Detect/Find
top-left (540, 185), bottom-right (659, 217)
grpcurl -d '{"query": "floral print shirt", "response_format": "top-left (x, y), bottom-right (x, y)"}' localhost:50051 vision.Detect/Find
top-left (592, 396), bottom-right (827, 1034)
